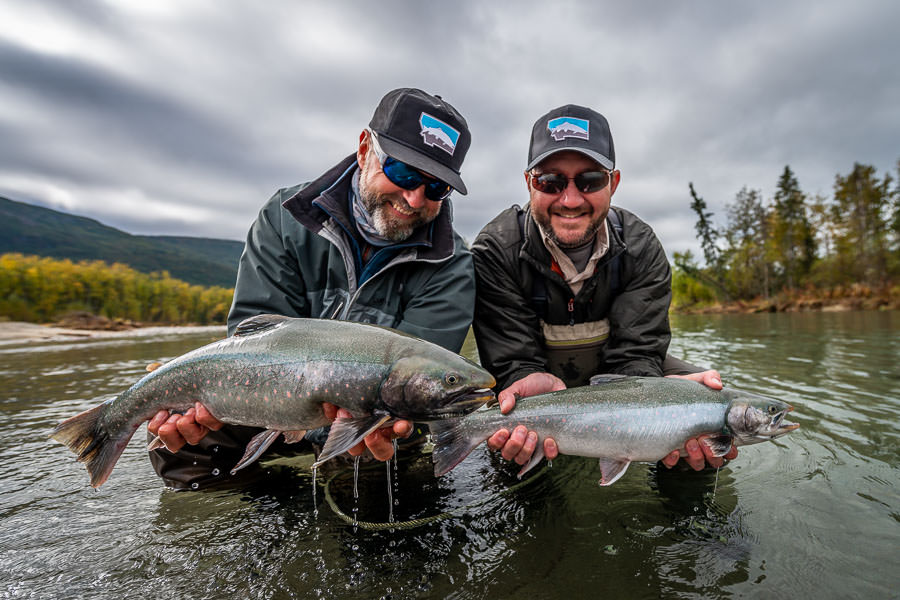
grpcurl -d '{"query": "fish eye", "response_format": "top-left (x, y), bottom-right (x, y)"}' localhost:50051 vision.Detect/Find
top-left (444, 373), bottom-right (460, 386)
top-left (767, 404), bottom-right (779, 415)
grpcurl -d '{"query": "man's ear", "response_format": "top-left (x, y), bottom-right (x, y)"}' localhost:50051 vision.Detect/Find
top-left (357, 129), bottom-right (370, 168)
top-left (609, 170), bottom-right (621, 196)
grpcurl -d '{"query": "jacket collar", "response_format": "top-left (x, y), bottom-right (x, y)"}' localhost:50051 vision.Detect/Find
top-left (281, 154), bottom-right (457, 260)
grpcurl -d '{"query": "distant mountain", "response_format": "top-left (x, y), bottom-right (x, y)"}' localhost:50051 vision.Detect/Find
top-left (0, 196), bottom-right (244, 288)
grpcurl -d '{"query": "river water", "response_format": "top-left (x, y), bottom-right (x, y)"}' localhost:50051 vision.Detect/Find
top-left (0, 312), bottom-right (897, 599)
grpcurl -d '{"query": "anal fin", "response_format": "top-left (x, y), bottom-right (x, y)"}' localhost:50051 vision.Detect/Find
top-left (598, 457), bottom-right (631, 486)
top-left (517, 444), bottom-right (545, 479)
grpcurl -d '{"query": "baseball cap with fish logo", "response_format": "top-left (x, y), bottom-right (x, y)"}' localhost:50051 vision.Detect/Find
top-left (526, 104), bottom-right (615, 171)
top-left (369, 88), bottom-right (471, 194)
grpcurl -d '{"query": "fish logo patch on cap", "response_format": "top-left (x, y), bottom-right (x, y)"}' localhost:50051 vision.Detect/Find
top-left (420, 112), bottom-right (460, 156)
top-left (548, 117), bottom-right (589, 142)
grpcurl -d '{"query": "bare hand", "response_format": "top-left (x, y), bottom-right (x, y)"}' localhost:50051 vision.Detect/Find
top-left (487, 372), bottom-right (565, 465)
top-left (496, 372), bottom-right (566, 414)
top-left (667, 369), bottom-right (723, 390)
top-left (322, 402), bottom-right (413, 461)
top-left (147, 403), bottom-right (224, 453)
top-left (661, 434), bottom-right (739, 470)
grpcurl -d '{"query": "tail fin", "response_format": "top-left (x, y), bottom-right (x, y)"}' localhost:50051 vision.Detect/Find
top-left (50, 402), bottom-right (131, 488)
top-left (430, 418), bottom-right (486, 477)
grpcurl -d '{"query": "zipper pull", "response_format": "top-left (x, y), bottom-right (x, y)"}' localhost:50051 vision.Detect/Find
top-left (567, 298), bottom-right (575, 325)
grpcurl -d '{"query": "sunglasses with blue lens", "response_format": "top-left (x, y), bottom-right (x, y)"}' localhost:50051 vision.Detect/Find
top-left (369, 133), bottom-right (453, 201)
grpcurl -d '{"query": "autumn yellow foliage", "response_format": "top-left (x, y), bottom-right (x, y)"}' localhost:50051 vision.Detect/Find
top-left (0, 253), bottom-right (233, 325)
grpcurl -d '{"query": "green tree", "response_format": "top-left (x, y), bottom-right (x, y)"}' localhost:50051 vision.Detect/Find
top-left (771, 166), bottom-right (816, 290)
top-left (832, 163), bottom-right (893, 287)
top-left (723, 187), bottom-right (771, 298)
top-left (689, 182), bottom-right (720, 269)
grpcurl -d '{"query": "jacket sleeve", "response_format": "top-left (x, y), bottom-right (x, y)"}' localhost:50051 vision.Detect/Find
top-left (604, 221), bottom-right (671, 377)
top-left (227, 190), bottom-right (311, 335)
top-left (394, 235), bottom-right (475, 353)
top-left (471, 228), bottom-right (548, 391)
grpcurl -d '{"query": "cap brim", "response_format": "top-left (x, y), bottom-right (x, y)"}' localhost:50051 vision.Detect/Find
top-left (526, 147), bottom-right (614, 171)
top-left (376, 135), bottom-right (468, 195)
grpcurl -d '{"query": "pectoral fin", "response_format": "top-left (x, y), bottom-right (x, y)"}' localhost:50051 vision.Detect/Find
top-left (147, 435), bottom-right (164, 451)
top-left (701, 434), bottom-right (734, 457)
top-left (231, 429), bottom-right (283, 474)
top-left (312, 414), bottom-right (392, 467)
top-left (598, 458), bottom-right (631, 486)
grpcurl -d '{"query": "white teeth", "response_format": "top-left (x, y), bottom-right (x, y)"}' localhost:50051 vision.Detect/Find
top-left (390, 203), bottom-right (415, 216)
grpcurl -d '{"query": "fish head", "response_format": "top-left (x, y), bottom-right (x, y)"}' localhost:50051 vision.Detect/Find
top-left (379, 354), bottom-right (496, 420)
top-left (725, 390), bottom-right (799, 446)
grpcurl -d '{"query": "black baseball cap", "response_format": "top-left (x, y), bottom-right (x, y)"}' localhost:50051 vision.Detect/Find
top-left (368, 88), bottom-right (471, 194)
top-left (526, 104), bottom-right (615, 171)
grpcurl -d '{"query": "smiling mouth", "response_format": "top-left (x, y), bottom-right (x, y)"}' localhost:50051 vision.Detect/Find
top-left (387, 201), bottom-right (416, 218)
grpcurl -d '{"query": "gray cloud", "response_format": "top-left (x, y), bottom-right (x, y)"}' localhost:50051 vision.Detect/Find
top-left (1, 0), bottom-right (897, 258)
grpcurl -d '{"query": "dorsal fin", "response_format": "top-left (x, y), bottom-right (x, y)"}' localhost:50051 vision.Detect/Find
top-left (589, 373), bottom-right (632, 385)
top-left (233, 314), bottom-right (291, 337)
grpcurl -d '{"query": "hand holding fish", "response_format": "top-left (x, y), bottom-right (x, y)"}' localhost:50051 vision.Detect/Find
top-left (325, 405), bottom-right (413, 461)
top-left (147, 402), bottom-right (415, 462)
top-left (661, 370), bottom-right (740, 470)
top-left (148, 403), bottom-right (224, 453)
top-left (487, 372), bottom-right (566, 464)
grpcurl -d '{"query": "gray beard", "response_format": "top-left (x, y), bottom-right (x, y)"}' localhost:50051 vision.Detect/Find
top-left (359, 162), bottom-right (424, 242)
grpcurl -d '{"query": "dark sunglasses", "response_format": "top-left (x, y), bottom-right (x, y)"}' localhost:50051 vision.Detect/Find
top-left (369, 133), bottom-right (453, 201)
top-left (528, 170), bottom-right (612, 195)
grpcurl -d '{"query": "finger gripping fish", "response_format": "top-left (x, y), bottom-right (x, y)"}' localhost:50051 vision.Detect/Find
top-left (51, 315), bottom-right (496, 487)
top-left (430, 374), bottom-right (798, 486)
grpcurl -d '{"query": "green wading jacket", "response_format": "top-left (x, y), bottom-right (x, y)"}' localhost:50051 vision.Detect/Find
top-left (149, 155), bottom-right (475, 489)
top-left (472, 203), bottom-right (690, 391)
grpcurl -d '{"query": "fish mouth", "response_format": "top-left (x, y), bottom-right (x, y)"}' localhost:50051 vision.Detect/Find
top-left (430, 388), bottom-right (495, 418)
top-left (768, 407), bottom-right (800, 438)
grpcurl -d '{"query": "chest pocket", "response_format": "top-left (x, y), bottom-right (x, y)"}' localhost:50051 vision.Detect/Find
top-left (541, 318), bottom-right (610, 387)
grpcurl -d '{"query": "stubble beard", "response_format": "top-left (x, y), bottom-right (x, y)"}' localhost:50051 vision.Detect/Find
top-left (532, 209), bottom-right (605, 249)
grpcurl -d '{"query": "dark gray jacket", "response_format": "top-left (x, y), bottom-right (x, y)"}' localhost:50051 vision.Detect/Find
top-left (150, 155), bottom-right (475, 489)
top-left (471, 204), bottom-right (673, 390)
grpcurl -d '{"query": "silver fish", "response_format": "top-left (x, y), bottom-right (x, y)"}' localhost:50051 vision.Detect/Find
top-left (52, 314), bottom-right (495, 487)
top-left (431, 374), bottom-right (798, 485)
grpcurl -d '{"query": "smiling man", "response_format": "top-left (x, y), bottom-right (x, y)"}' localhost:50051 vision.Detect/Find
top-left (471, 104), bottom-right (737, 472)
top-left (146, 88), bottom-right (474, 489)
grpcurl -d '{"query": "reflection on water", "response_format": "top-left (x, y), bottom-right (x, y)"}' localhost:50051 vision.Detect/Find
top-left (0, 313), bottom-right (898, 599)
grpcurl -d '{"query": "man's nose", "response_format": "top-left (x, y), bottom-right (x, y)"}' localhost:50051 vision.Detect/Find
top-left (558, 180), bottom-right (585, 207)
top-left (402, 185), bottom-right (428, 209)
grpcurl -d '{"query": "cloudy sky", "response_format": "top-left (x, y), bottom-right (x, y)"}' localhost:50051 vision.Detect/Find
top-left (2, 0), bottom-right (898, 260)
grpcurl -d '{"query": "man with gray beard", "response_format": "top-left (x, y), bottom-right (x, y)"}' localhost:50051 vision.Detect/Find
top-left (146, 88), bottom-right (474, 489)
top-left (472, 104), bottom-right (738, 473)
